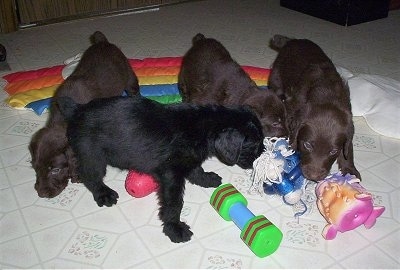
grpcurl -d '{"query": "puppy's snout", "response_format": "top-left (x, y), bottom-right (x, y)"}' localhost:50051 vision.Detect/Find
top-left (265, 126), bottom-right (287, 138)
top-left (238, 160), bottom-right (254, 170)
top-left (35, 184), bottom-right (61, 198)
top-left (262, 120), bottom-right (288, 138)
top-left (34, 176), bottom-right (68, 198)
top-left (302, 166), bottom-right (329, 182)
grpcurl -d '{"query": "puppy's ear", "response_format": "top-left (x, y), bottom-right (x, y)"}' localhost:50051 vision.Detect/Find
top-left (288, 105), bottom-right (310, 150)
top-left (343, 118), bottom-right (355, 160)
top-left (214, 128), bottom-right (244, 166)
top-left (289, 126), bottom-right (300, 150)
top-left (56, 96), bottom-right (79, 121)
top-left (29, 127), bottom-right (64, 162)
top-left (288, 117), bottom-right (304, 150)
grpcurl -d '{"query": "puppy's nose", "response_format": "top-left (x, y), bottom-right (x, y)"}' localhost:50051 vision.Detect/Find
top-left (302, 167), bottom-right (328, 182)
top-left (274, 128), bottom-right (288, 138)
top-left (263, 124), bottom-right (288, 138)
top-left (35, 184), bottom-right (62, 198)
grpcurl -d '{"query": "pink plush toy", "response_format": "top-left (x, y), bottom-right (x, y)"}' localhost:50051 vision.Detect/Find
top-left (125, 170), bottom-right (158, 198)
top-left (316, 172), bottom-right (385, 240)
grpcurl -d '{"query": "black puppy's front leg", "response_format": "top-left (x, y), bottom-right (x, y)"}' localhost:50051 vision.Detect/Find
top-left (186, 166), bottom-right (222, 188)
top-left (85, 181), bottom-right (119, 207)
top-left (77, 153), bottom-right (119, 207)
top-left (157, 171), bottom-right (193, 243)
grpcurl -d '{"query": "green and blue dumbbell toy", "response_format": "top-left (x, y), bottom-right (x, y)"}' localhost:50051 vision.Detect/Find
top-left (210, 183), bottom-right (283, 258)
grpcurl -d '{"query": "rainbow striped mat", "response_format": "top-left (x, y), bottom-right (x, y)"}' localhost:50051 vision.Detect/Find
top-left (2, 56), bottom-right (270, 115)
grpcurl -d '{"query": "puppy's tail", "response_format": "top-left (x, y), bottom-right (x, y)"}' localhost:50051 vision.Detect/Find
top-left (270, 34), bottom-right (292, 50)
top-left (90, 31), bottom-right (108, 44)
top-left (57, 96), bottom-right (79, 122)
top-left (192, 33), bottom-right (206, 45)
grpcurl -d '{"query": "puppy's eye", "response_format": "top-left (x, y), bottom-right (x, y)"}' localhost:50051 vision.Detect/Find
top-left (329, 149), bottom-right (338, 156)
top-left (271, 118), bottom-right (282, 127)
top-left (272, 121), bottom-right (281, 127)
top-left (303, 141), bottom-right (313, 151)
top-left (49, 167), bottom-right (61, 175)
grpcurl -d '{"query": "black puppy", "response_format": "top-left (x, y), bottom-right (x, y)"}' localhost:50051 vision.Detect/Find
top-left (58, 95), bottom-right (264, 243)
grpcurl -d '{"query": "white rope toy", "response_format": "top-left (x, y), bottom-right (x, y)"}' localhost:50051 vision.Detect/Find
top-left (249, 137), bottom-right (294, 195)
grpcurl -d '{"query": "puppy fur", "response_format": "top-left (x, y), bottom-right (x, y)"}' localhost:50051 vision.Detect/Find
top-left (57, 95), bottom-right (264, 243)
top-left (29, 31), bottom-right (139, 198)
top-left (178, 33), bottom-right (288, 137)
top-left (269, 34), bottom-right (360, 181)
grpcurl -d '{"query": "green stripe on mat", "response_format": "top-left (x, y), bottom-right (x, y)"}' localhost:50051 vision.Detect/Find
top-left (146, 94), bottom-right (182, 104)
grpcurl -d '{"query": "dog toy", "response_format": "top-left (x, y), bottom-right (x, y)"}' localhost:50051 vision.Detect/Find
top-left (316, 172), bottom-right (385, 240)
top-left (125, 170), bottom-right (158, 198)
top-left (210, 183), bottom-right (283, 257)
top-left (250, 137), bottom-right (305, 207)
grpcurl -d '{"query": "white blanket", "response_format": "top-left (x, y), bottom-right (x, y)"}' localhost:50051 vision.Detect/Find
top-left (337, 67), bottom-right (400, 139)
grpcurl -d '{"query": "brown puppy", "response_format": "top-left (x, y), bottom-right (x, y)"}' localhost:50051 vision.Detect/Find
top-left (269, 34), bottom-right (360, 181)
top-left (29, 31), bottom-right (139, 198)
top-left (178, 33), bottom-right (287, 137)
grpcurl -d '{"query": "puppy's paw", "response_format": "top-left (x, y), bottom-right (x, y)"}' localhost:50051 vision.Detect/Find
top-left (201, 172), bottom-right (222, 188)
top-left (93, 186), bottom-right (119, 207)
top-left (341, 166), bottom-right (362, 181)
top-left (163, 221), bottom-right (193, 243)
top-left (187, 167), bottom-right (222, 188)
top-left (70, 175), bottom-right (81, 183)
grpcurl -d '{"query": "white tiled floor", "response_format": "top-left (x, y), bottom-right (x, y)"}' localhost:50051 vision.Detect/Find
top-left (0, 0), bottom-right (399, 269)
